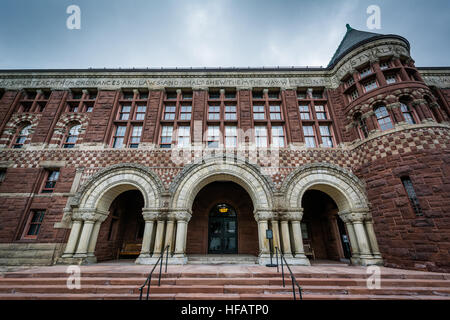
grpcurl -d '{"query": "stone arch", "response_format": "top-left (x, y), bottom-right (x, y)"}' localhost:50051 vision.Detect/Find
top-left (281, 163), bottom-right (368, 213)
top-left (169, 155), bottom-right (274, 212)
top-left (0, 113), bottom-right (40, 148)
top-left (50, 113), bottom-right (89, 147)
top-left (69, 163), bottom-right (164, 214)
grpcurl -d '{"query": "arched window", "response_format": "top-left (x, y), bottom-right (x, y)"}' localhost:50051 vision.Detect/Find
top-left (354, 113), bottom-right (369, 139)
top-left (400, 102), bottom-right (416, 125)
top-left (12, 124), bottom-right (31, 148)
top-left (63, 124), bottom-right (81, 148)
top-left (374, 106), bottom-right (394, 131)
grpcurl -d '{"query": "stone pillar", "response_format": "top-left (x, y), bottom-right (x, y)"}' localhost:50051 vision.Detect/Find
top-left (86, 221), bottom-right (102, 262)
top-left (364, 220), bottom-right (382, 259)
top-left (172, 211), bottom-right (191, 264)
top-left (345, 221), bottom-right (360, 261)
top-left (140, 220), bottom-right (155, 256)
top-left (254, 210), bottom-right (273, 265)
top-left (271, 220), bottom-right (281, 252)
top-left (62, 220), bottom-right (83, 257)
top-left (353, 220), bottom-right (372, 259)
top-left (164, 219), bottom-right (175, 254)
top-left (291, 221), bottom-right (306, 257)
top-left (73, 220), bottom-right (95, 258)
top-left (280, 220), bottom-right (293, 257)
top-left (152, 219), bottom-right (166, 256)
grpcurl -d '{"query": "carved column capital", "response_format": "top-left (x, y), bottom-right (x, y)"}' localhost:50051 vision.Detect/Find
top-left (170, 210), bottom-right (192, 222)
top-left (142, 208), bottom-right (161, 221)
top-left (72, 208), bottom-right (108, 222)
top-left (254, 209), bottom-right (275, 221)
top-left (340, 208), bottom-right (370, 223)
top-left (280, 209), bottom-right (304, 221)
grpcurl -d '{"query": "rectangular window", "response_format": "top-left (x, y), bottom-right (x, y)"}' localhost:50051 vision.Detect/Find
top-left (360, 66), bottom-right (372, 78)
top-left (364, 80), bottom-right (378, 92)
top-left (71, 91), bottom-right (82, 100)
top-left (207, 125), bottom-right (220, 148)
top-left (24, 210), bottom-right (45, 238)
top-left (0, 169), bottom-right (6, 183)
top-left (166, 92), bottom-right (177, 100)
top-left (42, 170), bottom-right (59, 193)
top-left (129, 126), bottom-right (142, 148)
top-left (225, 105), bottom-right (237, 120)
top-left (135, 106), bottom-right (146, 120)
top-left (180, 105), bottom-right (192, 121)
top-left (113, 125), bottom-right (126, 148)
top-left (86, 105), bottom-right (93, 113)
top-left (268, 91), bottom-right (279, 99)
top-left (225, 126), bottom-right (237, 148)
top-left (312, 91), bottom-right (323, 99)
top-left (122, 92), bottom-right (134, 100)
top-left (66, 103), bottom-right (78, 113)
top-left (350, 90), bottom-right (359, 101)
top-left (346, 77), bottom-right (355, 86)
top-left (138, 91), bottom-right (148, 100)
top-left (303, 126), bottom-right (316, 148)
top-left (177, 126), bottom-right (190, 147)
top-left (208, 105), bottom-right (220, 120)
top-left (379, 61), bottom-right (390, 70)
top-left (297, 91), bottom-right (307, 99)
top-left (315, 105), bottom-right (327, 120)
top-left (269, 105), bottom-right (282, 120)
top-left (253, 105), bottom-right (265, 120)
top-left (299, 105), bottom-right (311, 120)
top-left (119, 105), bottom-right (131, 120)
top-left (401, 177), bottom-right (423, 216)
top-left (319, 125), bottom-right (334, 148)
top-left (252, 91), bottom-right (263, 99)
top-left (164, 105), bottom-right (176, 120)
top-left (209, 92), bottom-right (220, 100)
top-left (271, 126), bottom-right (285, 147)
top-left (182, 92), bottom-right (192, 100)
top-left (160, 126), bottom-right (173, 148)
top-left (255, 126), bottom-right (268, 147)
top-left (385, 75), bottom-right (397, 84)
top-left (225, 91), bottom-right (236, 99)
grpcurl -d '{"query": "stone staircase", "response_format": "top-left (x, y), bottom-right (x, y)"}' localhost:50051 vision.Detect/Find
top-left (0, 264), bottom-right (449, 300)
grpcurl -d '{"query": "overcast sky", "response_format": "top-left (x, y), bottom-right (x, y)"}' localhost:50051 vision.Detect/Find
top-left (0, 0), bottom-right (449, 69)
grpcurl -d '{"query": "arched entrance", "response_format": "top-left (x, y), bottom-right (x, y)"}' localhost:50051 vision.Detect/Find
top-left (282, 163), bottom-right (383, 266)
top-left (95, 190), bottom-right (145, 261)
top-left (59, 164), bottom-right (163, 265)
top-left (168, 156), bottom-right (274, 265)
top-left (301, 190), bottom-right (351, 263)
top-left (186, 181), bottom-right (259, 256)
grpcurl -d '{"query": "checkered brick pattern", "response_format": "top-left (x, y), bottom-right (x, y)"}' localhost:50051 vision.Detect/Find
top-left (0, 126), bottom-right (449, 190)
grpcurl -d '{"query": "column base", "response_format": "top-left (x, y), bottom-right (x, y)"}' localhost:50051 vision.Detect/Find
top-left (358, 255), bottom-right (384, 266)
top-left (258, 253), bottom-right (310, 266)
top-left (56, 255), bottom-right (96, 265)
top-left (135, 253), bottom-right (188, 265)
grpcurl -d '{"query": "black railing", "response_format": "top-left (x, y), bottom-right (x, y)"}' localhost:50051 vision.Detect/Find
top-left (139, 245), bottom-right (170, 300)
top-left (274, 246), bottom-right (303, 300)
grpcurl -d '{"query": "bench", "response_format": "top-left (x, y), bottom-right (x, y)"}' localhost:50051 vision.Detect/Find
top-left (119, 243), bottom-right (142, 258)
top-left (303, 244), bottom-right (315, 260)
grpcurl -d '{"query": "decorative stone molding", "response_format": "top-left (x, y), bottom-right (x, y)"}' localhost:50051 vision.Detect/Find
top-left (142, 208), bottom-right (161, 221)
top-left (254, 210), bottom-right (275, 221)
top-left (281, 162), bottom-right (368, 212)
top-left (169, 154), bottom-right (274, 211)
top-left (72, 208), bottom-right (109, 222)
top-left (340, 209), bottom-right (370, 223)
top-left (280, 210), bottom-right (304, 221)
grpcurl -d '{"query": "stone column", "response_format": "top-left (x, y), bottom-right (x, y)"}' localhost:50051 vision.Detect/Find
top-left (164, 219), bottom-right (175, 254)
top-left (364, 220), bottom-right (382, 259)
top-left (62, 220), bottom-right (83, 257)
top-left (271, 220), bottom-right (281, 252)
top-left (86, 221), bottom-right (102, 262)
top-left (257, 220), bottom-right (270, 255)
top-left (280, 220), bottom-right (293, 257)
top-left (140, 220), bottom-right (155, 256)
top-left (172, 211), bottom-right (191, 264)
top-left (291, 220), bottom-right (306, 257)
top-left (345, 221), bottom-right (360, 259)
top-left (353, 221), bottom-right (372, 257)
top-left (254, 210), bottom-right (273, 265)
top-left (152, 219), bottom-right (166, 256)
top-left (73, 220), bottom-right (95, 258)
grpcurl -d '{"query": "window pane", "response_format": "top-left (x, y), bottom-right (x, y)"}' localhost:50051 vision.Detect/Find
top-left (113, 137), bottom-right (124, 148)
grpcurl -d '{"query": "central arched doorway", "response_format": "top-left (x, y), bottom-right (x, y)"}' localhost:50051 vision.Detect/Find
top-left (186, 181), bottom-right (259, 256)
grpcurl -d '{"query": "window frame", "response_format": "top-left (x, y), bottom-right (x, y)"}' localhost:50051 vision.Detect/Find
top-left (41, 170), bottom-right (60, 194)
top-left (63, 123), bottom-right (81, 148)
top-left (374, 106), bottom-right (394, 131)
top-left (22, 209), bottom-right (46, 240)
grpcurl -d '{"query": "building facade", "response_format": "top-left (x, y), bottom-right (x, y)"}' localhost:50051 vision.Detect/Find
top-left (0, 25), bottom-right (449, 272)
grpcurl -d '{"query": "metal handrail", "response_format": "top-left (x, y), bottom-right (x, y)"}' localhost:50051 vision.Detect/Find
top-left (274, 246), bottom-right (303, 300)
top-left (138, 245), bottom-right (170, 300)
